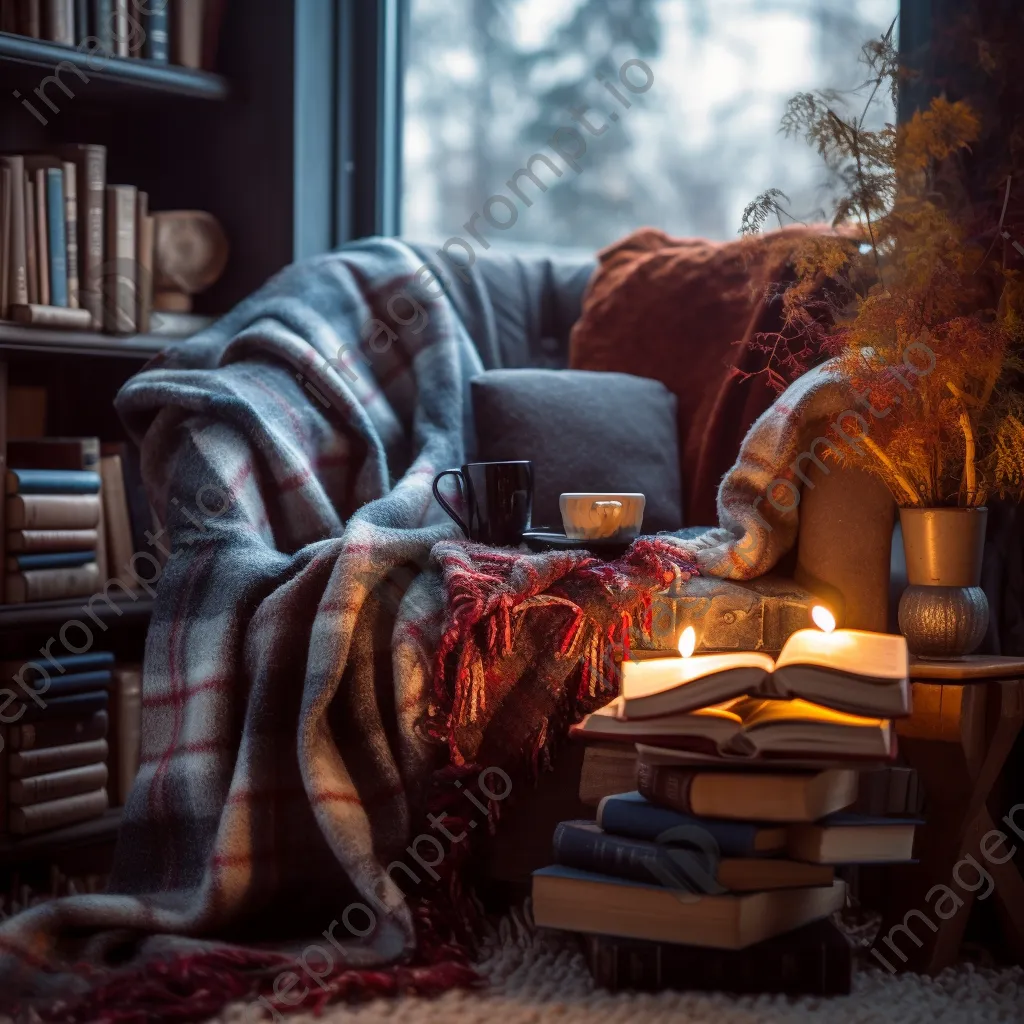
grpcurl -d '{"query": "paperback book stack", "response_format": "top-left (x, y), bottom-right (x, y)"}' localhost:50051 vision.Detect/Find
top-left (0, 651), bottom-right (116, 836)
top-left (531, 626), bottom-right (919, 995)
top-left (5, 453), bottom-right (103, 604)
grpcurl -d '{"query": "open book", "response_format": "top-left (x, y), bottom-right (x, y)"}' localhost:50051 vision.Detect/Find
top-left (621, 629), bottom-right (909, 719)
top-left (577, 697), bottom-right (895, 761)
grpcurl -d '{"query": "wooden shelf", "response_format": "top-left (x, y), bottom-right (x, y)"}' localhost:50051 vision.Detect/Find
top-left (0, 322), bottom-right (204, 359)
top-left (0, 596), bottom-right (153, 631)
top-left (0, 809), bottom-right (122, 866)
top-left (0, 32), bottom-right (228, 100)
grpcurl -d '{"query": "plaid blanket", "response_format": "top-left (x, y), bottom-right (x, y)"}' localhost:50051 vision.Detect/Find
top-left (0, 239), bottom-right (850, 1022)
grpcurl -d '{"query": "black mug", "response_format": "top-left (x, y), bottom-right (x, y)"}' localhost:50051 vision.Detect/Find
top-left (432, 461), bottom-right (533, 546)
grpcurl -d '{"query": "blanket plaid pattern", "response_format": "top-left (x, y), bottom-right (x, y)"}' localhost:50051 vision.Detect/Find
top-left (0, 239), bottom-right (853, 1023)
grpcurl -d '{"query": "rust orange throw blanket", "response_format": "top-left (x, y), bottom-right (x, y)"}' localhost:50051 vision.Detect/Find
top-left (569, 226), bottom-right (836, 527)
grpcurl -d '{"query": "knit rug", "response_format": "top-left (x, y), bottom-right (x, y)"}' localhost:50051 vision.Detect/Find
top-left (212, 909), bottom-right (1024, 1024)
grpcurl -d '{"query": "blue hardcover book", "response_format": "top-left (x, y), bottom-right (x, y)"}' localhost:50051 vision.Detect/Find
top-left (17, 670), bottom-right (114, 702)
top-left (6, 468), bottom-right (102, 494)
top-left (75, 0), bottom-right (89, 44)
top-left (45, 168), bottom-right (68, 307)
top-left (143, 3), bottom-right (169, 61)
top-left (17, 689), bottom-right (109, 723)
top-left (597, 792), bottom-right (785, 858)
top-left (91, 0), bottom-right (114, 54)
top-left (5, 651), bottom-right (115, 680)
top-left (9, 551), bottom-right (95, 571)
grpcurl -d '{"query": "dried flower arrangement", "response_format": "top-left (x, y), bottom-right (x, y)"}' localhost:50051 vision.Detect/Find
top-left (740, 19), bottom-right (1024, 508)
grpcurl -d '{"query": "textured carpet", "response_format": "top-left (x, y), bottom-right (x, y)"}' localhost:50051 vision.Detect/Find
top-left (215, 909), bottom-right (1024, 1024)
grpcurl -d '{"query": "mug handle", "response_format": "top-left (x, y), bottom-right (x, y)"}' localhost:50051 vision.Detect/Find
top-left (432, 469), bottom-right (471, 539)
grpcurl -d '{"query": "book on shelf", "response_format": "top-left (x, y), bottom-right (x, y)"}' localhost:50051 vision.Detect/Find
top-left (113, 0), bottom-right (128, 56)
top-left (8, 707), bottom-right (108, 751)
top-left (10, 761), bottom-right (108, 806)
top-left (32, 166), bottom-right (49, 305)
top-left (579, 697), bottom-right (896, 762)
top-left (7, 549), bottom-right (95, 572)
top-left (9, 787), bottom-right (108, 835)
top-left (43, 0), bottom-right (75, 45)
top-left (137, 191), bottom-right (154, 333)
top-left (785, 814), bottom-right (919, 865)
top-left (109, 664), bottom-right (141, 804)
top-left (7, 668), bottom-right (112, 701)
top-left (74, 0), bottom-right (89, 45)
top-left (24, 176), bottom-right (38, 304)
top-left (8, 437), bottom-right (100, 471)
top-left (6, 560), bottom-right (100, 602)
top-left (0, 156), bottom-right (29, 313)
top-left (6, 493), bottom-right (101, 529)
top-left (99, 451), bottom-right (136, 588)
top-left (532, 865), bottom-right (846, 950)
top-left (104, 184), bottom-right (137, 333)
top-left (635, 762), bottom-right (858, 823)
top-left (8, 738), bottom-right (109, 777)
top-left (1, 650), bottom-right (115, 678)
top-left (142, 0), bottom-right (168, 61)
top-left (11, 688), bottom-right (109, 724)
top-left (62, 160), bottom-right (80, 308)
top-left (44, 167), bottom-right (68, 307)
top-left (1, 166), bottom-right (11, 318)
top-left (90, 0), bottom-right (115, 55)
top-left (56, 144), bottom-right (106, 329)
top-left (584, 918), bottom-right (853, 996)
top-left (552, 820), bottom-right (835, 893)
top-left (19, 0), bottom-right (42, 37)
top-left (620, 628), bottom-right (910, 719)
top-left (6, 468), bottom-right (101, 495)
top-left (596, 792), bottom-right (786, 857)
top-left (7, 529), bottom-right (100, 553)
top-left (173, 0), bottom-right (204, 68)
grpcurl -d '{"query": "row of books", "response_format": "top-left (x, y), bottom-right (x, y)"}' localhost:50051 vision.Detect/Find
top-left (3, 436), bottom-right (147, 604)
top-left (531, 628), bottom-right (917, 994)
top-left (0, 0), bottom-right (225, 70)
top-left (0, 146), bottom-right (155, 335)
top-left (0, 651), bottom-right (141, 836)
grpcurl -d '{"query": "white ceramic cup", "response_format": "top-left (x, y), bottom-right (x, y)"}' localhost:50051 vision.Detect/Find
top-left (559, 493), bottom-right (645, 541)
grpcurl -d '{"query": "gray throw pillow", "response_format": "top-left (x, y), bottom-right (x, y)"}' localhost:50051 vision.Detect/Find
top-left (470, 369), bottom-right (683, 533)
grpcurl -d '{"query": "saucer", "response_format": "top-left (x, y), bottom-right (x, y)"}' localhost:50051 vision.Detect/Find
top-left (521, 530), bottom-right (634, 559)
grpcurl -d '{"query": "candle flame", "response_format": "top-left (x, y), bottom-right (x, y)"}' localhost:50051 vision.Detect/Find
top-left (678, 626), bottom-right (697, 658)
top-left (812, 605), bottom-right (836, 634)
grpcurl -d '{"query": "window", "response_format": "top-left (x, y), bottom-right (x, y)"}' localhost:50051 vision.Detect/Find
top-left (400, 0), bottom-right (899, 250)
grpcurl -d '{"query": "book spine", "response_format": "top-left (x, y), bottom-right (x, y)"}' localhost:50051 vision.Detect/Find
top-left (0, 157), bottom-right (29, 309)
top-left (44, 0), bottom-right (73, 43)
top-left (45, 168), bottom-right (68, 307)
top-left (9, 738), bottom-right (109, 777)
top-left (91, 0), bottom-right (113, 53)
top-left (0, 169), bottom-right (10, 318)
top-left (10, 762), bottom-right (108, 806)
top-left (636, 761), bottom-right (696, 814)
top-left (34, 169), bottom-right (50, 306)
top-left (6, 469), bottom-right (102, 495)
top-left (9, 787), bottom-right (108, 834)
top-left (19, 0), bottom-right (42, 36)
top-left (74, 0), bottom-right (88, 43)
top-left (24, 176), bottom-right (38, 304)
top-left (142, 1), bottom-right (167, 61)
top-left (10, 303), bottom-right (93, 329)
top-left (6, 494), bottom-right (102, 530)
top-left (103, 185), bottom-right (136, 333)
top-left (62, 161), bottom-right (80, 308)
top-left (69, 146), bottom-right (106, 328)
top-left (113, 666), bottom-right (141, 803)
top-left (112, 0), bottom-right (127, 55)
top-left (552, 822), bottom-right (699, 890)
top-left (100, 454), bottom-right (136, 587)
top-left (1, 651), bottom-right (114, 678)
top-left (5, 561), bottom-right (100, 604)
top-left (18, 691), bottom-right (109, 723)
top-left (173, 0), bottom-right (203, 68)
top-left (8, 550), bottom-right (94, 572)
top-left (10, 709), bottom-right (108, 752)
top-left (7, 438), bottom-right (99, 472)
top-left (137, 196), bottom-right (153, 333)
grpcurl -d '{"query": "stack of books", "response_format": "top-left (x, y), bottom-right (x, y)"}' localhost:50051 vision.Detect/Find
top-left (0, 1), bottom-right (226, 70)
top-left (532, 626), bottom-right (918, 995)
top-left (0, 651), bottom-right (116, 836)
top-left (5, 461), bottom-right (102, 604)
top-left (0, 146), bottom-right (158, 335)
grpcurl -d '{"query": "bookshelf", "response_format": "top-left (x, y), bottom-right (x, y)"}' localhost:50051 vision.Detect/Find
top-left (0, 323), bottom-right (168, 358)
top-left (0, 32), bottom-right (229, 100)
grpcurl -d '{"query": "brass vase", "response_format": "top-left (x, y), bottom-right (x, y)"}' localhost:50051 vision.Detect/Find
top-left (898, 507), bottom-right (989, 659)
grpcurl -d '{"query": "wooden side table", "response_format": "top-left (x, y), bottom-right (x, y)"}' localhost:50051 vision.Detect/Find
top-left (871, 656), bottom-right (1024, 973)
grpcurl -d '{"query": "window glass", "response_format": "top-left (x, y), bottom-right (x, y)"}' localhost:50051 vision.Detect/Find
top-left (402, 0), bottom-right (899, 250)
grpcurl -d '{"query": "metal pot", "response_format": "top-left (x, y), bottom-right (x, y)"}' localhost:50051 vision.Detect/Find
top-left (897, 507), bottom-right (989, 658)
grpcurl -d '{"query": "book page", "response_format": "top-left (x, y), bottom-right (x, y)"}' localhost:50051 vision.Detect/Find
top-left (740, 698), bottom-right (885, 729)
top-left (776, 629), bottom-right (908, 680)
